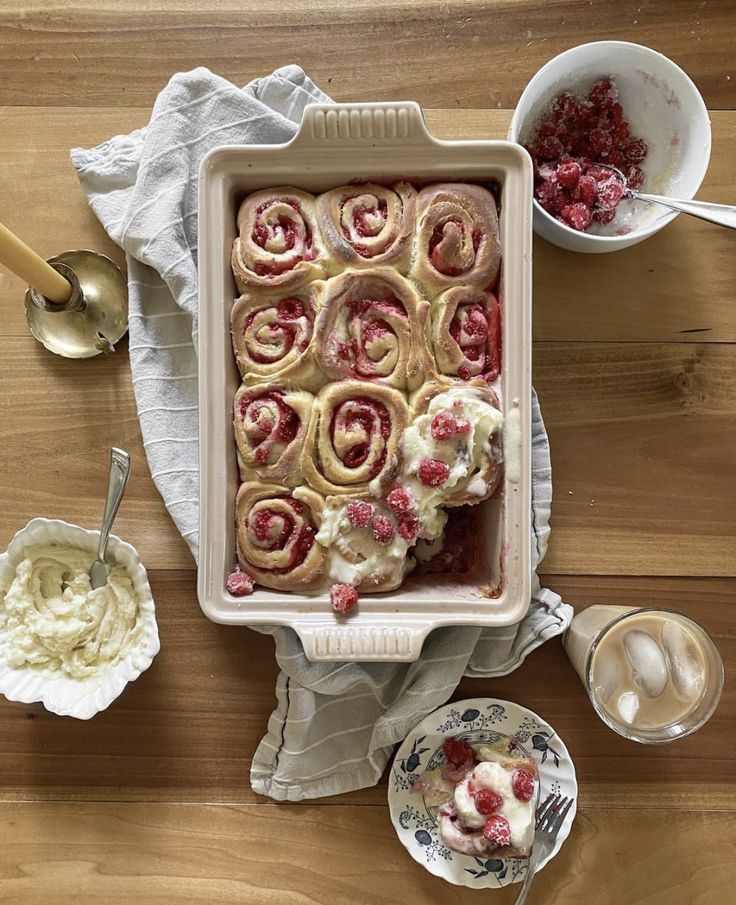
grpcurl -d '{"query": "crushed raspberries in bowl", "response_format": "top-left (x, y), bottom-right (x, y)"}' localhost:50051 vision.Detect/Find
top-left (525, 78), bottom-right (648, 232)
top-left (330, 583), bottom-right (358, 615)
top-left (226, 570), bottom-right (255, 596)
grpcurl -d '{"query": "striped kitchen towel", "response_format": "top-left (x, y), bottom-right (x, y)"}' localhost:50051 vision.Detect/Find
top-left (71, 65), bottom-right (573, 801)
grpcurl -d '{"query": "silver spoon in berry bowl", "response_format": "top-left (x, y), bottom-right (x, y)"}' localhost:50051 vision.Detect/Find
top-left (597, 163), bottom-right (736, 229)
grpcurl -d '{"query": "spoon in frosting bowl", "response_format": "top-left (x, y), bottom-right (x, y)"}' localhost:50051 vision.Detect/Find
top-left (90, 448), bottom-right (131, 589)
top-left (596, 163), bottom-right (736, 229)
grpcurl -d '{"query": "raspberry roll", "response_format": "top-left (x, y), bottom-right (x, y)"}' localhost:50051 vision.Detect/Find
top-left (231, 187), bottom-right (326, 292)
top-left (316, 182), bottom-right (416, 273)
top-left (314, 268), bottom-right (431, 391)
top-left (410, 183), bottom-right (501, 297)
top-left (235, 482), bottom-right (326, 591)
top-left (430, 285), bottom-right (501, 383)
top-left (315, 495), bottom-right (416, 592)
top-left (230, 284), bottom-right (324, 392)
top-left (302, 382), bottom-right (409, 496)
top-left (233, 383), bottom-right (313, 487)
top-left (401, 383), bottom-right (503, 509)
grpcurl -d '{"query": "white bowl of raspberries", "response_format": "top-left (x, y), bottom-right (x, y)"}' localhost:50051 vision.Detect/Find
top-left (509, 41), bottom-right (711, 252)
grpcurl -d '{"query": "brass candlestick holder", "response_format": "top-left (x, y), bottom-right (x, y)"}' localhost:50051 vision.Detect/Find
top-left (1, 222), bottom-right (128, 359)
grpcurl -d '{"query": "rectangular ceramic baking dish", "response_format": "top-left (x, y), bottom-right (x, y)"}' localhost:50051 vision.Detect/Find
top-left (198, 102), bottom-right (533, 662)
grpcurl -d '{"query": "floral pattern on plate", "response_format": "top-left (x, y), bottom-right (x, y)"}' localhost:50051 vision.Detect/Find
top-left (387, 697), bottom-right (578, 888)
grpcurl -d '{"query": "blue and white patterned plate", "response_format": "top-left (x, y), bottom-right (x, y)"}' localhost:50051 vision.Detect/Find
top-left (387, 698), bottom-right (577, 889)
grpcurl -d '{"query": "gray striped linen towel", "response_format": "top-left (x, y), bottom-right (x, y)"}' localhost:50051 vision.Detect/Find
top-left (71, 65), bottom-right (573, 801)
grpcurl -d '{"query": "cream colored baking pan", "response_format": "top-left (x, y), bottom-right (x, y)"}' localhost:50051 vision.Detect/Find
top-left (198, 102), bottom-right (532, 662)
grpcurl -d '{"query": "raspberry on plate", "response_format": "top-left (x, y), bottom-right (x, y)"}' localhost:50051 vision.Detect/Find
top-left (330, 583), bottom-right (358, 615)
top-left (512, 768), bottom-right (536, 802)
top-left (418, 458), bottom-right (450, 487)
top-left (482, 814), bottom-right (512, 846)
top-left (371, 515), bottom-right (395, 544)
top-left (443, 737), bottom-right (475, 768)
top-left (474, 788), bottom-right (503, 815)
top-left (226, 570), bottom-right (254, 597)
top-left (346, 499), bottom-right (375, 528)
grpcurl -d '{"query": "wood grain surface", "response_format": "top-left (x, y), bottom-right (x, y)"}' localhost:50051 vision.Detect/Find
top-left (0, 1), bottom-right (735, 902)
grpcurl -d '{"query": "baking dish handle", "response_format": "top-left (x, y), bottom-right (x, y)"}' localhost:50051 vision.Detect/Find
top-left (296, 621), bottom-right (434, 662)
top-left (291, 102), bottom-right (433, 147)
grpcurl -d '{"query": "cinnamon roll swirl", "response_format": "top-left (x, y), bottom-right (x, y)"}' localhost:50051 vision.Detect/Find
top-left (314, 268), bottom-right (431, 391)
top-left (410, 183), bottom-right (501, 296)
top-left (233, 383), bottom-right (313, 486)
top-left (231, 187), bottom-right (326, 292)
top-left (430, 285), bottom-right (501, 383)
top-left (230, 283), bottom-right (324, 391)
top-left (316, 182), bottom-right (416, 273)
top-left (301, 382), bottom-right (409, 496)
top-left (235, 482), bottom-right (326, 591)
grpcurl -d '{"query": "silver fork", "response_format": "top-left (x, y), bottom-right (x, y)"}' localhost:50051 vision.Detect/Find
top-left (513, 793), bottom-right (575, 905)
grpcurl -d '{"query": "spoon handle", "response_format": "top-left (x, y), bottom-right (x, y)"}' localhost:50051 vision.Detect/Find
top-left (635, 193), bottom-right (736, 229)
top-left (97, 448), bottom-right (131, 563)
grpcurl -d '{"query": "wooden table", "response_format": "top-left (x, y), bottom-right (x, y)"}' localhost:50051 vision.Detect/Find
top-left (0, 2), bottom-right (734, 903)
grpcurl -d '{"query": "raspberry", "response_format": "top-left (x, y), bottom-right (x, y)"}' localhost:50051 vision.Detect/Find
top-left (443, 737), bottom-right (475, 767)
top-left (482, 815), bottom-right (512, 846)
top-left (431, 411), bottom-right (471, 441)
top-left (560, 202), bottom-right (592, 232)
top-left (613, 121), bottom-right (631, 146)
top-left (512, 768), bottom-right (536, 802)
top-left (371, 515), bottom-right (395, 544)
top-left (626, 165), bottom-right (644, 189)
top-left (330, 583), bottom-right (358, 615)
top-left (457, 365), bottom-right (471, 381)
top-left (597, 177), bottom-right (624, 211)
top-left (589, 128), bottom-right (612, 155)
top-left (593, 208), bottom-right (616, 225)
top-left (623, 138), bottom-right (648, 164)
top-left (588, 78), bottom-right (618, 106)
top-left (417, 458), bottom-right (450, 487)
top-left (556, 160), bottom-right (581, 189)
top-left (607, 149), bottom-right (626, 169)
top-left (346, 499), bottom-right (375, 528)
top-left (574, 174), bottom-right (598, 206)
top-left (551, 91), bottom-right (579, 121)
top-left (474, 789), bottom-right (503, 815)
top-left (387, 486), bottom-right (414, 515)
top-left (226, 570), bottom-right (254, 596)
top-left (537, 120), bottom-right (563, 139)
top-left (397, 512), bottom-right (420, 542)
top-left (535, 135), bottom-right (564, 161)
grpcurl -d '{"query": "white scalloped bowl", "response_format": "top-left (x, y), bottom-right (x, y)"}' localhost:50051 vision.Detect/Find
top-left (0, 518), bottom-right (160, 720)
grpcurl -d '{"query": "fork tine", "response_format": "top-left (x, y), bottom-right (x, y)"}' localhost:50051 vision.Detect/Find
top-left (541, 796), bottom-right (567, 832)
top-left (535, 793), bottom-right (560, 828)
top-left (550, 797), bottom-right (574, 835)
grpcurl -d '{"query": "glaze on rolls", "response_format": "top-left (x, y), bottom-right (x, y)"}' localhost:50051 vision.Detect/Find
top-left (230, 283), bottom-right (324, 392)
top-left (231, 187), bottom-right (326, 292)
top-left (233, 383), bottom-right (313, 487)
top-left (235, 483), bottom-right (326, 591)
top-left (430, 285), bottom-right (501, 383)
top-left (302, 382), bottom-right (409, 496)
top-left (316, 182), bottom-right (416, 273)
top-left (401, 383), bottom-right (503, 508)
top-left (314, 268), bottom-right (431, 391)
top-left (410, 183), bottom-right (501, 296)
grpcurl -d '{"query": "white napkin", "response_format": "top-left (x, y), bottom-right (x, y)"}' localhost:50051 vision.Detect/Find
top-left (71, 66), bottom-right (573, 801)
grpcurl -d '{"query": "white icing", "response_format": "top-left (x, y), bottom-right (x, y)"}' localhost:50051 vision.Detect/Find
top-left (315, 503), bottom-right (411, 589)
top-left (0, 545), bottom-right (141, 679)
top-left (455, 761), bottom-right (534, 851)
